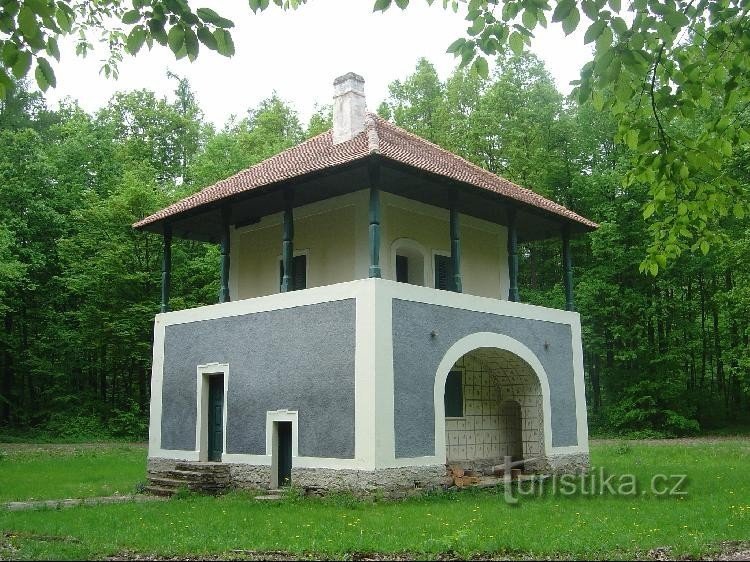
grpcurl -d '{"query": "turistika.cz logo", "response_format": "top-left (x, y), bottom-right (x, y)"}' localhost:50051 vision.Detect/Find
top-left (496, 456), bottom-right (688, 504)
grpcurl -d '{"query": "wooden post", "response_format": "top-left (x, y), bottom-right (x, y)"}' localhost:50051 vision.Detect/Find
top-left (450, 204), bottom-right (462, 293)
top-left (160, 224), bottom-right (172, 313)
top-left (507, 207), bottom-right (519, 302)
top-left (219, 207), bottom-right (231, 303)
top-left (280, 190), bottom-right (294, 292)
top-left (562, 225), bottom-right (575, 311)
top-left (368, 159), bottom-right (382, 278)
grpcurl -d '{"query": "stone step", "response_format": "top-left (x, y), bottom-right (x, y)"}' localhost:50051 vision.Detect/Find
top-left (174, 462), bottom-right (230, 474)
top-left (148, 477), bottom-right (193, 489)
top-left (166, 469), bottom-right (230, 481)
top-left (254, 494), bottom-right (283, 501)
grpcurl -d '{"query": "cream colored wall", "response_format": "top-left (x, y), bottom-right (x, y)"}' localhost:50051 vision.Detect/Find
top-left (229, 190), bottom-right (510, 300)
top-left (381, 193), bottom-right (509, 299)
top-left (230, 191), bottom-right (368, 300)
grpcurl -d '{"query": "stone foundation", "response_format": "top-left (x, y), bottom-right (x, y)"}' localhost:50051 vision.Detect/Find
top-left (147, 453), bottom-right (588, 495)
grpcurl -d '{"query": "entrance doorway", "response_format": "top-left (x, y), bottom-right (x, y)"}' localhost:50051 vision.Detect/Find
top-left (275, 421), bottom-right (293, 487)
top-left (207, 375), bottom-right (224, 462)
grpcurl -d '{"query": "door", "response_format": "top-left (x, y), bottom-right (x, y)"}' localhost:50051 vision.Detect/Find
top-left (207, 375), bottom-right (224, 462)
top-left (276, 421), bottom-right (292, 486)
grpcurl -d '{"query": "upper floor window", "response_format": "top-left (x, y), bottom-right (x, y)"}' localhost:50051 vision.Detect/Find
top-left (434, 254), bottom-right (454, 291)
top-left (279, 254), bottom-right (307, 291)
top-left (392, 239), bottom-right (426, 286)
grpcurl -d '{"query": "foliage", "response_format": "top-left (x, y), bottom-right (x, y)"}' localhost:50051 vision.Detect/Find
top-left (1, 441), bottom-right (749, 558)
top-left (379, 55), bottom-right (749, 436)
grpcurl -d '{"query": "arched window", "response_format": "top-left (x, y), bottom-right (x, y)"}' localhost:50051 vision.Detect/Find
top-left (390, 239), bottom-right (427, 286)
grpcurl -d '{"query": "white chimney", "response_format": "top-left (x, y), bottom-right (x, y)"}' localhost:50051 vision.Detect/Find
top-left (333, 72), bottom-right (366, 144)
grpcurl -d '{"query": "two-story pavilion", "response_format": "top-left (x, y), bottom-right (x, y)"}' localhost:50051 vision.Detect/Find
top-left (135, 73), bottom-right (597, 493)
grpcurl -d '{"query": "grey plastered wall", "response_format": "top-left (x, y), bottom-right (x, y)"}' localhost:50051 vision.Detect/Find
top-left (392, 299), bottom-right (578, 458)
top-left (160, 299), bottom-right (356, 458)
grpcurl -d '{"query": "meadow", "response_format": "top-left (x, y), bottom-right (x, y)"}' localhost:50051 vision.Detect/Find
top-left (1, 439), bottom-right (748, 560)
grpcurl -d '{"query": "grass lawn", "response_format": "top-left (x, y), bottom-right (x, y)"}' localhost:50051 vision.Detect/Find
top-left (0, 443), bottom-right (147, 502)
top-left (1, 439), bottom-right (749, 560)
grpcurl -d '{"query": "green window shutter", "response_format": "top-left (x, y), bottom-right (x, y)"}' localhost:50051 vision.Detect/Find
top-left (434, 254), bottom-right (454, 291)
top-left (280, 254), bottom-right (307, 290)
top-left (293, 254), bottom-right (306, 290)
top-left (396, 255), bottom-right (409, 283)
top-left (444, 370), bottom-right (463, 417)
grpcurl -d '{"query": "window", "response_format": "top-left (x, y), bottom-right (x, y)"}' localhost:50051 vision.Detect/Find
top-left (396, 255), bottom-right (409, 283)
top-left (444, 370), bottom-right (464, 418)
top-left (434, 254), bottom-right (454, 291)
top-left (279, 254), bottom-right (307, 291)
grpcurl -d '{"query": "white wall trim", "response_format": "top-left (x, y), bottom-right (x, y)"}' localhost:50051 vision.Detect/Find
top-left (265, 409), bottom-right (299, 457)
top-left (195, 363), bottom-right (229, 462)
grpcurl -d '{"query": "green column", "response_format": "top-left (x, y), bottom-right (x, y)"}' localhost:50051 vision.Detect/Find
top-left (368, 159), bottom-right (382, 278)
top-left (160, 224), bottom-right (172, 313)
top-left (507, 208), bottom-right (519, 302)
top-left (219, 207), bottom-right (231, 303)
top-left (562, 225), bottom-right (575, 311)
top-left (450, 205), bottom-right (462, 293)
top-left (280, 191), bottom-right (294, 293)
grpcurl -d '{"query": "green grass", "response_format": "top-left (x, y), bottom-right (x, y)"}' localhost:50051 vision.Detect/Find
top-left (1, 440), bottom-right (749, 560)
top-left (0, 443), bottom-right (147, 502)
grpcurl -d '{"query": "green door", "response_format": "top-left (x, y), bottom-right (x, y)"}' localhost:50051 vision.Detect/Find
top-left (277, 422), bottom-right (292, 486)
top-left (207, 376), bottom-right (224, 462)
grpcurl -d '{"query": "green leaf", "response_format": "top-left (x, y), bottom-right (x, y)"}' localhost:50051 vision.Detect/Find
top-left (121, 9), bottom-right (141, 24)
top-left (126, 26), bottom-right (147, 55)
top-left (584, 19), bottom-right (606, 44)
top-left (625, 129), bottom-right (638, 150)
top-left (184, 27), bottom-right (199, 61)
top-left (643, 202), bottom-right (655, 219)
top-left (18, 6), bottom-right (39, 38)
top-left (508, 31), bottom-right (524, 55)
top-left (11, 50), bottom-right (32, 79)
top-left (592, 89), bottom-right (604, 110)
top-left (551, 0), bottom-right (573, 22)
top-left (46, 37), bottom-right (60, 61)
top-left (373, 0), bottom-right (392, 12)
top-left (197, 26), bottom-right (218, 50)
top-left (733, 203), bottom-right (745, 219)
top-left (34, 57), bottom-right (55, 90)
top-left (55, 5), bottom-right (72, 32)
top-left (213, 29), bottom-right (235, 56)
top-left (196, 8), bottom-right (234, 28)
top-left (167, 25), bottom-right (185, 54)
top-left (446, 38), bottom-right (466, 54)
top-left (522, 9), bottom-right (537, 29)
top-left (648, 261), bottom-right (658, 276)
top-left (699, 240), bottom-right (709, 255)
top-left (608, 0), bottom-right (621, 11)
top-left (561, 6), bottom-right (580, 35)
top-left (395, 0), bottom-right (409, 7)
top-left (472, 56), bottom-right (488, 78)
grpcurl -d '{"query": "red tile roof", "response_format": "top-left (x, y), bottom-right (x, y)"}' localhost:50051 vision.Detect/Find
top-left (133, 114), bottom-right (597, 230)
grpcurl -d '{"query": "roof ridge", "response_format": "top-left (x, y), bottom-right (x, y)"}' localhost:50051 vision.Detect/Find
top-left (364, 113), bottom-right (380, 154)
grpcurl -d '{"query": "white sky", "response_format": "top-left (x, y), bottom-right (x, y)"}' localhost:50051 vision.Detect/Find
top-left (45, 0), bottom-right (592, 127)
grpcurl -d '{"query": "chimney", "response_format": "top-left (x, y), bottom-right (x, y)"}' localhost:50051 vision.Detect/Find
top-left (333, 72), bottom-right (366, 144)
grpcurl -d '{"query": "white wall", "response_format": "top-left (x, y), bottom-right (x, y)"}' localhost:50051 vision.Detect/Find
top-left (230, 190), bottom-right (510, 300)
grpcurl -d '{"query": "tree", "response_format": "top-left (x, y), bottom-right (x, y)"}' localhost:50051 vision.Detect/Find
top-left (7, 0), bottom-right (745, 270)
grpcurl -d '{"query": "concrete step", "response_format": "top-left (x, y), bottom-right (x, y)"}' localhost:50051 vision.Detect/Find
top-left (255, 494), bottom-right (283, 501)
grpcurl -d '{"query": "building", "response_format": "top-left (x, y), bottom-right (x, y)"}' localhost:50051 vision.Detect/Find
top-left (135, 73), bottom-right (597, 494)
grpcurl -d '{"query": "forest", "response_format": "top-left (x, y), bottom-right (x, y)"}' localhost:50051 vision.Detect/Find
top-left (0, 53), bottom-right (748, 441)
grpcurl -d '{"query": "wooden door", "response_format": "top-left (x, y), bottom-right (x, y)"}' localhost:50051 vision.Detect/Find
top-left (207, 375), bottom-right (224, 462)
top-left (277, 421), bottom-right (292, 486)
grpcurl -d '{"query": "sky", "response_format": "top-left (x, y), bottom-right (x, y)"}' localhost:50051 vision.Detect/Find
top-left (45, 0), bottom-right (593, 128)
